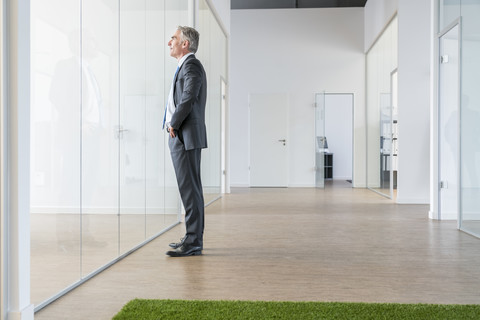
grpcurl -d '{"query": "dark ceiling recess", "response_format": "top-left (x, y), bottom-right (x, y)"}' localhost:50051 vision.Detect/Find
top-left (231, 0), bottom-right (368, 10)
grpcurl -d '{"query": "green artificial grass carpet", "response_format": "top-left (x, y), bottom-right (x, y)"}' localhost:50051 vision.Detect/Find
top-left (113, 299), bottom-right (480, 320)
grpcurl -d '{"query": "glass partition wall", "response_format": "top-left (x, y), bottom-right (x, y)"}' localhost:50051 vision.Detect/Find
top-left (366, 16), bottom-right (398, 198)
top-left (197, 0), bottom-right (227, 204)
top-left (438, 1), bottom-right (480, 237)
top-left (30, 0), bottom-right (225, 309)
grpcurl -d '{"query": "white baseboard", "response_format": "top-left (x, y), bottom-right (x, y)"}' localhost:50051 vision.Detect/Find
top-left (396, 197), bottom-right (429, 204)
top-left (429, 210), bottom-right (480, 221)
top-left (463, 212), bottom-right (480, 221)
top-left (8, 304), bottom-right (34, 320)
top-left (439, 211), bottom-right (457, 220)
top-left (288, 184), bottom-right (315, 188)
top-left (333, 176), bottom-right (351, 180)
top-left (30, 207), bottom-right (179, 215)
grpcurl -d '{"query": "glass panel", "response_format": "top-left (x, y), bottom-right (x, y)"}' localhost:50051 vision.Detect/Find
top-left (366, 17), bottom-right (398, 198)
top-left (145, 0), bottom-right (167, 238)
top-left (439, 25), bottom-right (459, 220)
top-left (315, 92), bottom-right (325, 188)
top-left (439, 0), bottom-right (460, 32)
top-left (391, 70), bottom-right (398, 193)
top-left (198, 0), bottom-right (226, 203)
top-left (460, 2), bottom-right (480, 236)
top-left (81, 0), bottom-right (120, 275)
top-left (379, 91), bottom-right (392, 194)
top-left (118, 0), bottom-right (147, 255)
top-left (30, 0), bottom-right (206, 307)
top-left (30, 0), bottom-right (82, 304)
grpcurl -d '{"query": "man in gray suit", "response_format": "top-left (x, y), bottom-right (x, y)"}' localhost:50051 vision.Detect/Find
top-left (164, 26), bottom-right (207, 257)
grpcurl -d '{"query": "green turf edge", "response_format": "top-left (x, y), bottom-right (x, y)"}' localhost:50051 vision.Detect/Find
top-left (112, 299), bottom-right (480, 320)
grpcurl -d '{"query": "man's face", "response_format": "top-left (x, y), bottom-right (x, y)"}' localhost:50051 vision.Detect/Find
top-left (168, 29), bottom-right (188, 60)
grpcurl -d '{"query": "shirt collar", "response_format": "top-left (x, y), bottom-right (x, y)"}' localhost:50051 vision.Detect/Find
top-left (178, 52), bottom-right (194, 68)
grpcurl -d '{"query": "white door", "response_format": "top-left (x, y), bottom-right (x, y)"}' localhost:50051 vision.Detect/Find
top-left (249, 93), bottom-right (288, 187)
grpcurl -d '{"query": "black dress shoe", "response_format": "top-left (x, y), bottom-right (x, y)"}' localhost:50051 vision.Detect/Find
top-left (169, 236), bottom-right (186, 249)
top-left (166, 244), bottom-right (202, 257)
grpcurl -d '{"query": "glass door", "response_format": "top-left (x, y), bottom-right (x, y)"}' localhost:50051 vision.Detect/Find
top-left (439, 23), bottom-right (460, 221)
top-left (315, 92), bottom-right (326, 188)
top-left (378, 92), bottom-right (392, 196)
top-left (391, 70), bottom-right (398, 197)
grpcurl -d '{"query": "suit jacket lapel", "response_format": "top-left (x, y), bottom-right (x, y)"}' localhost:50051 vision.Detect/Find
top-left (173, 54), bottom-right (195, 100)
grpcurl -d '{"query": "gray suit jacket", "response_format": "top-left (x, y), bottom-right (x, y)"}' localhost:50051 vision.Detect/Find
top-left (170, 54), bottom-right (208, 151)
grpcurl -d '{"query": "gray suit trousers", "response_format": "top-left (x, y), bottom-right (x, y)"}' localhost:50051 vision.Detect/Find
top-left (169, 134), bottom-right (204, 248)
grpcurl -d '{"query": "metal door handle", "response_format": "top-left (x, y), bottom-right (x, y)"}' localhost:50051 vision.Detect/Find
top-left (115, 126), bottom-right (130, 139)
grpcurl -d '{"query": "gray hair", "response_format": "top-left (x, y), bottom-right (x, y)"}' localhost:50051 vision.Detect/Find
top-left (177, 26), bottom-right (200, 54)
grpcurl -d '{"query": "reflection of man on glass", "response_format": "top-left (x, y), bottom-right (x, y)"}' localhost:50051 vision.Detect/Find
top-left (446, 95), bottom-right (480, 187)
top-left (50, 29), bottom-right (104, 250)
top-left (164, 26), bottom-right (207, 257)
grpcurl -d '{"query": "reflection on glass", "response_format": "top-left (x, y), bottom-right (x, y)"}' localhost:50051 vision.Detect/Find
top-left (30, 0), bottom-right (82, 305)
top-left (81, 0), bottom-right (120, 276)
top-left (379, 92), bottom-right (392, 194)
top-left (146, 0), bottom-right (168, 239)
top-left (460, 95), bottom-right (480, 235)
top-left (366, 17), bottom-right (398, 198)
top-left (119, 0), bottom-right (147, 255)
top-left (459, 1), bottom-right (480, 236)
top-left (439, 25), bottom-right (459, 220)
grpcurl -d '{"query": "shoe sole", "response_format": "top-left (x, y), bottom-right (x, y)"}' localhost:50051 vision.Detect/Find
top-left (166, 250), bottom-right (202, 257)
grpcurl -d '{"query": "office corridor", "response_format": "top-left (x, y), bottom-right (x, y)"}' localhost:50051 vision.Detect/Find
top-left (36, 181), bottom-right (480, 319)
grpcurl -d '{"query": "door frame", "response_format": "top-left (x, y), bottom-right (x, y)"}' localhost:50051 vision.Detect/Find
top-left (220, 77), bottom-right (228, 194)
top-left (323, 93), bottom-right (355, 186)
top-left (435, 18), bottom-right (462, 223)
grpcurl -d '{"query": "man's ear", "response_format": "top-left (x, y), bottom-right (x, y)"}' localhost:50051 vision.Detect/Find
top-left (182, 40), bottom-right (190, 49)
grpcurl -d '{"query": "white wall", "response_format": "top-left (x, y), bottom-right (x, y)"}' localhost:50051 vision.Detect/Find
top-left (230, 8), bottom-right (365, 187)
top-left (4, 0), bottom-right (36, 318)
top-left (364, 0), bottom-right (398, 51)
top-left (396, 0), bottom-right (432, 204)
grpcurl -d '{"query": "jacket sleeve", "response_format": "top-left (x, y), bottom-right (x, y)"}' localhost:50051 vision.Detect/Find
top-left (169, 59), bottom-right (204, 130)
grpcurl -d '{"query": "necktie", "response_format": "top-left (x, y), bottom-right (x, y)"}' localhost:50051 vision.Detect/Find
top-left (162, 66), bottom-right (180, 129)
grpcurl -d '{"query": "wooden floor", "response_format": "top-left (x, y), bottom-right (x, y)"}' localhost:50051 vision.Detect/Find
top-left (35, 181), bottom-right (480, 320)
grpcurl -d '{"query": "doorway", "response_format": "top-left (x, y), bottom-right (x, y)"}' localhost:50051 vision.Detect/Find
top-left (315, 93), bottom-right (354, 188)
top-left (324, 93), bottom-right (354, 184)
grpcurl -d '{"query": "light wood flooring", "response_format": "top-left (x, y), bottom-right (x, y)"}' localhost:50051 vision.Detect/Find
top-left (35, 181), bottom-right (480, 320)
